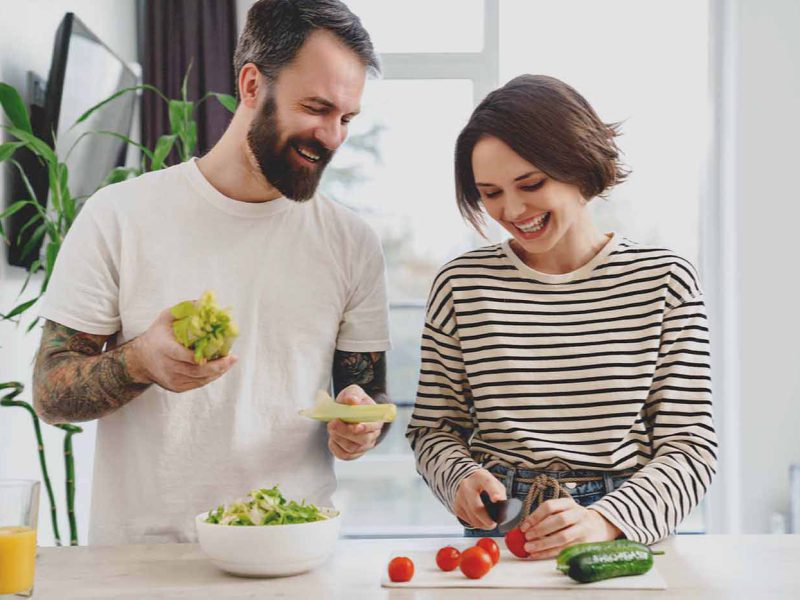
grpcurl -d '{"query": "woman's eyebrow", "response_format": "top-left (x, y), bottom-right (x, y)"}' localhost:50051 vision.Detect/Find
top-left (476, 170), bottom-right (543, 187)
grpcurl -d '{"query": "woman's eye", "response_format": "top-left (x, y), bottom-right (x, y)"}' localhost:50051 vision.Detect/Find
top-left (521, 180), bottom-right (546, 192)
top-left (484, 190), bottom-right (501, 199)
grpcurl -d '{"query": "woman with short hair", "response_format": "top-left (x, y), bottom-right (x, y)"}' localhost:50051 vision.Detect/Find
top-left (407, 74), bottom-right (717, 556)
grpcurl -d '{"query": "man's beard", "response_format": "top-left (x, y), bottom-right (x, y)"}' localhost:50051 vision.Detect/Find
top-left (246, 94), bottom-right (333, 202)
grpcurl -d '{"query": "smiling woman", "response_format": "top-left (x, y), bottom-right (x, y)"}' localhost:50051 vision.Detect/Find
top-left (407, 74), bottom-right (717, 552)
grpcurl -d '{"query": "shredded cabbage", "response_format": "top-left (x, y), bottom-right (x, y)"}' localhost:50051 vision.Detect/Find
top-left (205, 486), bottom-right (328, 526)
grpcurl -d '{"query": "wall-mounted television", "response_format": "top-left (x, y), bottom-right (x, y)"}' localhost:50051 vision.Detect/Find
top-left (5, 12), bottom-right (138, 267)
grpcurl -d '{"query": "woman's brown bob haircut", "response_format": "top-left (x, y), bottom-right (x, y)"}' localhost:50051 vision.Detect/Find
top-left (455, 74), bottom-right (629, 232)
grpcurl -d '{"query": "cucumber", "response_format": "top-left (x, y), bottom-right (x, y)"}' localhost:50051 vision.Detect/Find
top-left (556, 540), bottom-right (652, 573)
top-left (567, 546), bottom-right (654, 583)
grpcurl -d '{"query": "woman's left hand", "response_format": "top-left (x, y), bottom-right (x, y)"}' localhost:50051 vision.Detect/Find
top-left (519, 496), bottom-right (622, 559)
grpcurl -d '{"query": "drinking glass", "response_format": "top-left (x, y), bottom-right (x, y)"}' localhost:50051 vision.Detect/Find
top-left (0, 480), bottom-right (40, 597)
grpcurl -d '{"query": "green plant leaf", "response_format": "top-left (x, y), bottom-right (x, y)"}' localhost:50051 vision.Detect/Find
top-left (184, 120), bottom-right (197, 161)
top-left (168, 99), bottom-right (193, 143)
top-left (197, 92), bottom-right (237, 114)
top-left (47, 163), bottom-right (61, 215)
top-left (72, 84), bottom-right (168, 128)
top-left (10, 160), bottom-right (41, 207)
top-left (215, 93), bottom-right (237, 114)
top-left (45, 241), bottom-right (59, 274)
top-left (25, 316), bottom-right (41, 333)
top-left (3, 297), bottom-right (38, 320)
top-left (0, 200), bottom-right (30, 221)
top-left (17, 259), bottom-right (41, 299)
top-left (19, 222), bottom-right (46, 261)
top-left (181, 62), bottom-right (193, 103)
top-left (151, 134), bottom-right (177, 170)
top-left (16, 210), bottom-right (44, 246)
top-left (3, 126), bottom-right (57, 165)
top-left (0, 141), bottom-right (23, 162)
top-left (100, 166), bottom-right (140, 188)
top-left (65, 130), bottom-right (155, 164)
top-left (0, 83), bottom-right (33, 134)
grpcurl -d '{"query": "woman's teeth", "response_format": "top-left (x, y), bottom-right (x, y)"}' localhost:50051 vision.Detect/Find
top-left (515, 212), bottom-right (550, 233)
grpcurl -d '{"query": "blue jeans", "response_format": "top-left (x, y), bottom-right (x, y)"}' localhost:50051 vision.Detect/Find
top-left (464, 463), bottom-right (637, 538)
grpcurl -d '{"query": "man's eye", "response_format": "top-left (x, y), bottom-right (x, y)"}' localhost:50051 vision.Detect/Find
top-left (304, 105), bottom-right (325, 114)
top-left (341, 116), bottom-right (352, 125)
top-left (521, 180), bottom-right (546, 192)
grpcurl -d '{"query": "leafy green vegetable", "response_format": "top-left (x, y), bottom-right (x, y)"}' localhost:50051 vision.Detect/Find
top-left (171, 290), bottom-right (238, 364)
top-left (205, 486), bottom-right (329, 526)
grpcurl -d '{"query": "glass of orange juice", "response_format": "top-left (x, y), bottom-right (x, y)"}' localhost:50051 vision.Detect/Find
top-left (0, 480), bottom-right (40, 598)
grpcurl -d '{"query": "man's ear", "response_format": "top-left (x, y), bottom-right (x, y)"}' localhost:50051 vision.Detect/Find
top-left (238, 63), bottom-right (265, 109)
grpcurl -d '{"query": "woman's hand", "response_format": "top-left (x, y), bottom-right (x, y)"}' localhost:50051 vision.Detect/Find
top-left (453, 469), bottom-right (507, 529)
top-left (519, 497), bottom-right (622, 559)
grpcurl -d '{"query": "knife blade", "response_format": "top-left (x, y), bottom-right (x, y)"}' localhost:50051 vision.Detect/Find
top-left (480, 491), bottom-right (524, 534)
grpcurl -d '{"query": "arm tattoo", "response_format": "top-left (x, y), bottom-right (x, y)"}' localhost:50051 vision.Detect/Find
top-left (332, 350), bottom-right (392, 443)
top-left (332, 350), bottom-right (387, 401)
top-left (33, 320), bottom-right (151, 424)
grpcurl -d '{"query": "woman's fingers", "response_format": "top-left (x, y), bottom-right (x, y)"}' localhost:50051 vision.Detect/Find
top-left (521, 497), bottom-right (576, 534)
top-left (526, 505), bottom-right (581, 539)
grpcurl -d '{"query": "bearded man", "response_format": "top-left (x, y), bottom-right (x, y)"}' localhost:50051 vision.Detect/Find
top-left (32, 0), bottom-right (391, 545)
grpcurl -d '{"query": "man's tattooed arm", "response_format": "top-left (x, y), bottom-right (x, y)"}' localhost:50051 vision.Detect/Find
top-left (33, 320), bottom-right (151, 424)
top-left (332, 350), bottom-right (392, 441)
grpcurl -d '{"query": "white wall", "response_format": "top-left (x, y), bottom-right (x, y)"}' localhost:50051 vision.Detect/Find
top-left (733, 0), bottom-right (800, 533)
top-left (0, 0), bottom-right (137, 546)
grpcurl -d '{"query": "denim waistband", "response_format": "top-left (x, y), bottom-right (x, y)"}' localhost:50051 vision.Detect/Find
top-left (486, 463), bottom-right (640, 498)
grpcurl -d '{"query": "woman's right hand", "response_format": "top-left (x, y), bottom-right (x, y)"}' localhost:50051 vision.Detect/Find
top-left (454, 469), bottom-right (508, 529)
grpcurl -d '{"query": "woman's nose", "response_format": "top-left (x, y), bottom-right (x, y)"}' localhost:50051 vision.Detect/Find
top-left (503, 193), bottom-right (527, 220)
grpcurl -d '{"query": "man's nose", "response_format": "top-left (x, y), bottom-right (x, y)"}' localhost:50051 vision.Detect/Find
top-left (314, 119), bottom-right (346, 151)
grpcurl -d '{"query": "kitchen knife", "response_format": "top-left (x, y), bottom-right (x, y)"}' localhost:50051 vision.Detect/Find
top-left (480, 491), bottom-right (524, 534)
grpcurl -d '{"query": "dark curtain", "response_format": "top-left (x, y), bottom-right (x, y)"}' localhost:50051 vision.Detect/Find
top-left (138, 0), bottom-right (237, 163)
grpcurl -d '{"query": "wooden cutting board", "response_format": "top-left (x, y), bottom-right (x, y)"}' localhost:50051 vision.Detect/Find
top-left (381, 548), bottom-right (667, 590)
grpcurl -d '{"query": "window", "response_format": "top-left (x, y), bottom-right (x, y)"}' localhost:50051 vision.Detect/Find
top-left (327, 0), bottom-right (710, 536)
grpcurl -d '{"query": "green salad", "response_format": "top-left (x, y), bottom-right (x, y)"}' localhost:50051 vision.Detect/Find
top-left (205, 486), bottom-right (328, 526)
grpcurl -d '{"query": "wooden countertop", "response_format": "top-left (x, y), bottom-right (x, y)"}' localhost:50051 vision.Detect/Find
top-left (31, 534), bottom-right (800, 599)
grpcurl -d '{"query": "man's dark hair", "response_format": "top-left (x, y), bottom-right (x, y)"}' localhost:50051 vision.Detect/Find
top-left (454, 74), bottom-right (630, 232)
top-left (234, 0), bottom-right (380, 84)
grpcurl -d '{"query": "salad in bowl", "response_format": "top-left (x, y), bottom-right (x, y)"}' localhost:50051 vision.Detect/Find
top-left (196, 486), bottom-right (341, 577)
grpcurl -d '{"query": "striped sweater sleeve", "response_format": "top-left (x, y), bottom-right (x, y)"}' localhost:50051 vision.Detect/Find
top-left (588, 293), bottom-right (718, 543)
top-left (406, 274), bottom-right (482, 513)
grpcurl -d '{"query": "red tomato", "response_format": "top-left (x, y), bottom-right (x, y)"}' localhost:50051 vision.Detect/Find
top-left (475, 537), bottom-right (500, 565)
top-left (388, 556), bottom-right (414, 582)
top-left (504, 527), bottom-right (529, 558)
top-left (436, 546), bottom-right (461, 571)
top-left (459, 546), bottom-right (493, 579)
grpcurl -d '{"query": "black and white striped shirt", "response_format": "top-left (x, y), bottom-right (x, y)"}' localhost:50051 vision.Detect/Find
top-left (406, 234), bottom-right (717, 543)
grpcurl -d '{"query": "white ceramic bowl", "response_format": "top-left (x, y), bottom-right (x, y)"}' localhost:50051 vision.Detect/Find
top-left (195, 507), bottom-right (341, 577)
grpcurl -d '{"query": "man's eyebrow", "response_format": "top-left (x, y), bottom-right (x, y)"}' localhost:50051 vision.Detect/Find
top-left (303, 96), bottom-right (360, 116)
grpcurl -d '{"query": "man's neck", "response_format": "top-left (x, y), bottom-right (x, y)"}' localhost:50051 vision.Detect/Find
top-left (196, 125), bottom-right (283, 203)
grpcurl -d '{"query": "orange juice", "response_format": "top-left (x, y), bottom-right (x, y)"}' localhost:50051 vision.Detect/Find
top-left (0, 526), bottom-right (36, 594)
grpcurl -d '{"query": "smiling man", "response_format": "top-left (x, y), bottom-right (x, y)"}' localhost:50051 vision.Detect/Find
top-left (32, 0), bottom-right (391, 545)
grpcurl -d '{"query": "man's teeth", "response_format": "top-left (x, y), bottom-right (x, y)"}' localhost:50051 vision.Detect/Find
top-left (296, 146), bottom-right (320, 162)
top-left (516, 212), bottom-right (550, 233)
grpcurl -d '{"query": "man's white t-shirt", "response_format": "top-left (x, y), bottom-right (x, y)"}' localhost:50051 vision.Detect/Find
top-left (39, 159), bottom-right (391, 545)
